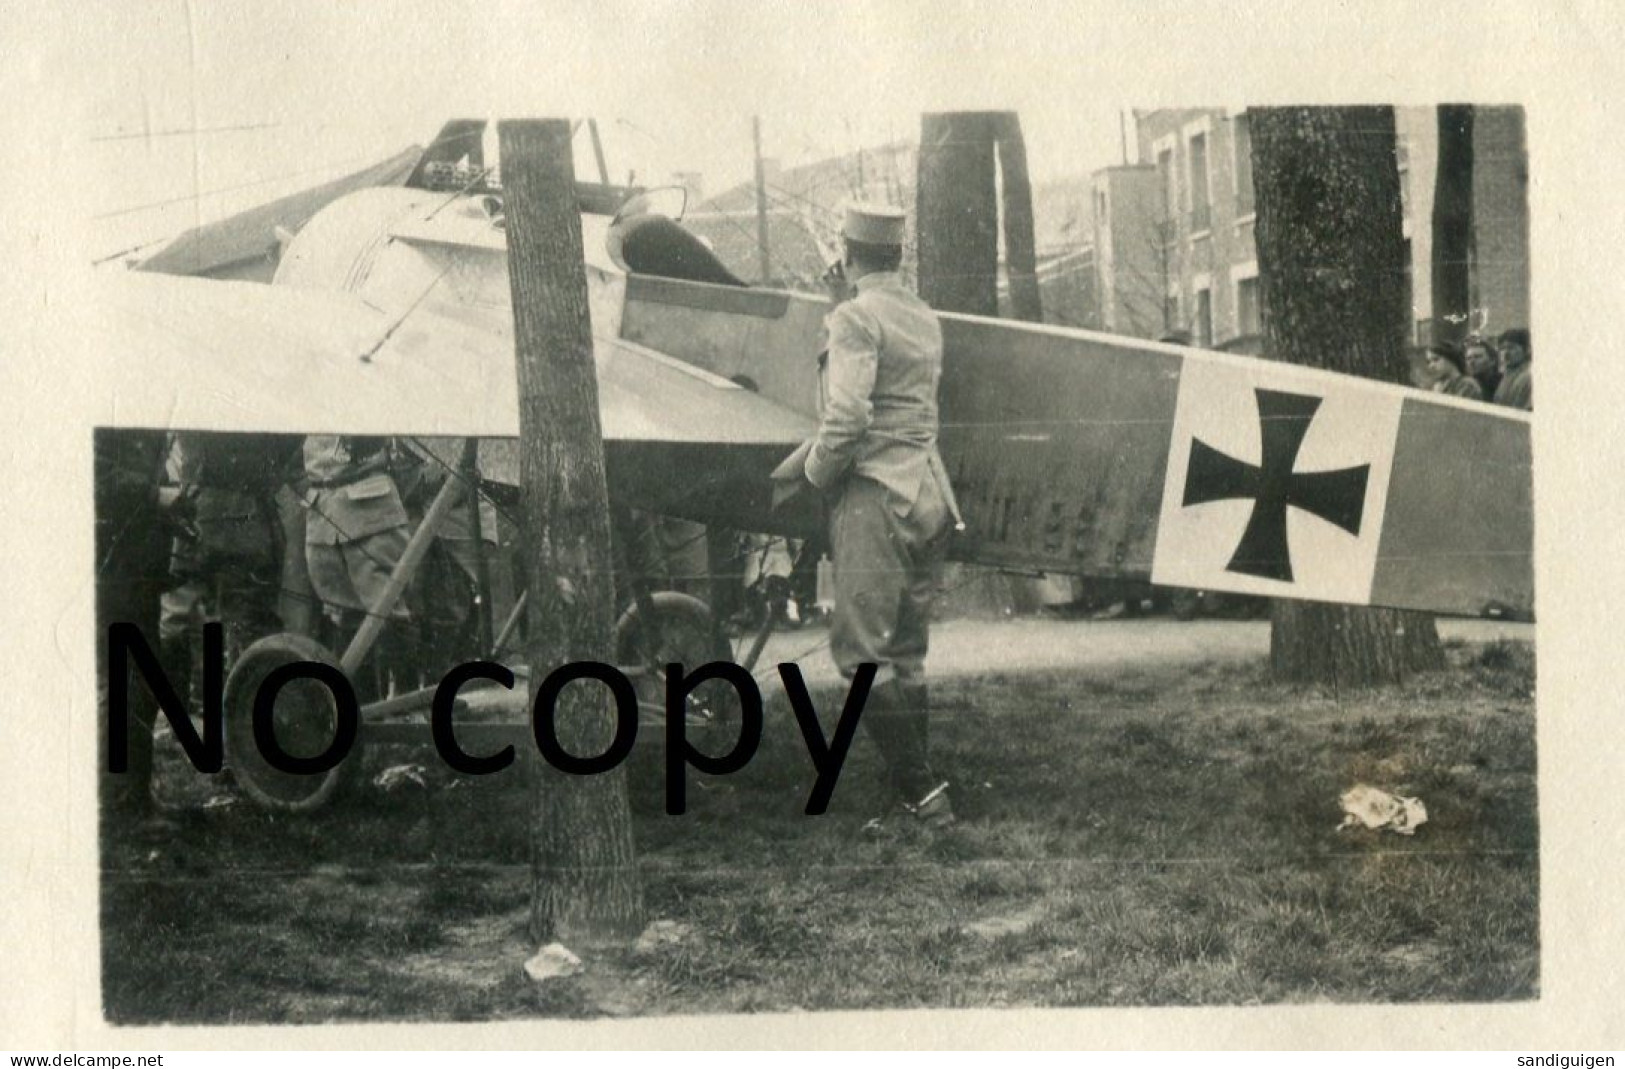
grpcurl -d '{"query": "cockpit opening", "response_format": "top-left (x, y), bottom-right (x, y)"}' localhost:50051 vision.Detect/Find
top-left (606, 213), bottom-right (747, 288)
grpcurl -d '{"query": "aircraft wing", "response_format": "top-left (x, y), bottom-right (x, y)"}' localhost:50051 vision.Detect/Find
top-left (87, 270), bottom-right (813, 531)
top-left (88, 205), bottom-right (1535, 620)
top-left (89, 270), bottom-right (811, 446)
top-left (619, 273), bottom-right (1535, 621)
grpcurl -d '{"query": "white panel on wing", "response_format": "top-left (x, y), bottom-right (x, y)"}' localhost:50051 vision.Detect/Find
top-left (1151, 354), bottom-right (1404, 605)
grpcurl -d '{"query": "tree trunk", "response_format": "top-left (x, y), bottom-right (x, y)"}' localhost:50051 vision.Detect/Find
top-left (917, 112), bottom-right (999, 317)
top-left (916, 111), bottom-right (1038, 615)
top-left (1432, 104), bottom-right (1475, 346)
top-left (500, 119), bottom-right (646, 947)
top-left (1249, 107), bottom-right (1444, 686)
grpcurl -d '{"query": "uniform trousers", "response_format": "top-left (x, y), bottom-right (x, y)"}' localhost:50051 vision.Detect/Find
top-left (828, 475), bottom-right (950, 801)
top-left (828, 475), bottom-right (949, 687)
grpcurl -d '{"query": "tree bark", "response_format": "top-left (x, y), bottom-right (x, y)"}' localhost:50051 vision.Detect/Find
top-left (1250, 107), bottom-right (1444, 686)
top-left (1432, 104), bottom-right (1476, 347)
top-left (917, 112), bottom-right (999, 317)
top-left (501, 119), bottom-right (646, 947)
top-left (916, 111), bottom-right (1042, 615)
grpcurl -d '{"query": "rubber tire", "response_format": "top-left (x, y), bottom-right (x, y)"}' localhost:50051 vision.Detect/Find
top-left (613, 591), bottom-right (731, 670)
top-left (223, 632), bottom-right (365, 814)
top-left (613, 590), bottom-right (740, 732)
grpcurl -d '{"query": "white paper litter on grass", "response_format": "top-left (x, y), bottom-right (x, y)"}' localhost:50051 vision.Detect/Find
top-left (372, 763), bottom-right (427, 792)
top-left (523, 942), bottom-right (583, 982)
top-left (1338, 784), bottom-right (1428, 836)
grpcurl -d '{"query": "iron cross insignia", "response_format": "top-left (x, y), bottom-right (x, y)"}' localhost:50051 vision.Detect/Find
top-left (1181, 388), bottom-right (1370, 583)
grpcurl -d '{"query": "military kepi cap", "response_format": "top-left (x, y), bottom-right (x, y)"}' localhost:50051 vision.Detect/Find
top-left (842, 202), bottom-right (907, 246)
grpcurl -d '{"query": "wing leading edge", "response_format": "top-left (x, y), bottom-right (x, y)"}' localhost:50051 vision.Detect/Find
top-left (87, 270), bottom-right (813, 449)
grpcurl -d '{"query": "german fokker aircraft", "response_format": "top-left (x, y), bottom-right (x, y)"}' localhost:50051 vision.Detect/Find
top-left (92, 121), bottom-right (1533, 810)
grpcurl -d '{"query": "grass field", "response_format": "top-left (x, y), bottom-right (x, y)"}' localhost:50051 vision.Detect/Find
top-left (101, 636), bottom-right (1537, 1022)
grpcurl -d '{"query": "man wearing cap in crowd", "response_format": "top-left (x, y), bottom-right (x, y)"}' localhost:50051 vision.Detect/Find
top-left (1426, 343), bottom-right (1484, 401)
top-left (1493, 328), bottom-right (1532, 411)
top-left (1462, 334), bottom-right (1501, 402)
top-left (773, 201), bottom-right (962, 829)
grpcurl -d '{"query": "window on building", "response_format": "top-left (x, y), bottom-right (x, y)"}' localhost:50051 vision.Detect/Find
top-left (1189, 133), bottom-right (1211, 232)
top-left (1194, 287), bottom-right (1213, 347)
top-left (1164, 290), bottom-right (1181, 334)
top-left (1236, 275), bottom-right (1260, 336)
top-left (1096, 188), bottom-right (1107, 227)
top-left (1234, 114), bottom-right (1254, 214)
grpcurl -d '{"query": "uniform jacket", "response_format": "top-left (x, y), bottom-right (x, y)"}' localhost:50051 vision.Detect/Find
top-left (174, 433), bottom-right (303, 561)
top-left (800, 272), bottom-right (961, 523)
top-left (303, 435), bottom-right (410, 546)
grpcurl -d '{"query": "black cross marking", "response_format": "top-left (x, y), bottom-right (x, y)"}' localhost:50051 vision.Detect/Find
top-left (1181, 388), bottom-right (1370, 583)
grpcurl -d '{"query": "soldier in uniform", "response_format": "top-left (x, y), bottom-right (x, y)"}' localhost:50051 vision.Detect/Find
top-left (171, 432), bottom-right (306, 656)
top-left (302, 435), bottom-right (417, 697)
top-left (95, 428), bottom-right (171, 824)
top-left (774, 202), bottom-right (962, 828)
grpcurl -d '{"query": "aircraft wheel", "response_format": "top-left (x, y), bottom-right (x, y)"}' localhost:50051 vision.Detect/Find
top-left (224, 632), bottom-right (364, 814)
top-left (614, 591), bottom-right (737, 726)
top-left (615, 591), bottom-right (730, 666)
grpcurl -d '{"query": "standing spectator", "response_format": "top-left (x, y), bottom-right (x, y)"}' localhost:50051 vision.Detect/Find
top-left (172, 432), bottom-right (304, 658)
top-left (95, 429), bottom-right (171, 824)
top-left (303, 435), bottom-right (416, 698)
top-left (1493, 329), bottom-right (1532, 411)
top-left (774, 203), bottom-right (961, 829)
top-left (1426, 343), bottom-right (1484, 401)
top-left (1462, 335), bottom-right (1502, 403)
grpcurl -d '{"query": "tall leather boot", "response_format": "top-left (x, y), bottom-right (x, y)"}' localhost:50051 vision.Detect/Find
top-left (863, 679), bottom-right (936, 803)
top-left (893, 681), bottom-right (941, 802)
top-left (159, 633), bottom-right (194, 714)
top-left (379, 618), bottom-right (425, 698)
top-left (861, 679), bottom-right (953, 830)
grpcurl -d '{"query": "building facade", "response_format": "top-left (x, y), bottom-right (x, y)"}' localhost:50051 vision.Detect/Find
top-left (1124, 108), bottom-right (1265, 350)
top-left (1090, 106), bottom-right (1529, 350)
top-left (1089, 163), bottom-right (1166, 338)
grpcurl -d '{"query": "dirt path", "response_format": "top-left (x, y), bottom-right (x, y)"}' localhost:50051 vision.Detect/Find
top-left (748, 616), bottom-right (1533, 686)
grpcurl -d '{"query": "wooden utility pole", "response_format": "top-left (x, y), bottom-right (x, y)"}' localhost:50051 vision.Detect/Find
top-left (752, 115), bottom-right (772, 285)
top-left (993, 112), bottom-right (1042, 323)
top-left (1432, 104), bottom-right (1476, 347)
top-left (1250, 107), bottom-right (1444, 685)
top-left (587, 118), bottom-right (611, 185)
top-left (499, 119), bottom-right (646, 947)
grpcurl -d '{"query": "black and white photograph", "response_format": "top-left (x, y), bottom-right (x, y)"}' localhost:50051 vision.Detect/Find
top-left (5, 0), bottom-right (1620, 1053)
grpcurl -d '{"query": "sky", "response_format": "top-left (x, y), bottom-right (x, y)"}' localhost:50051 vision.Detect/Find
top-left (74, 1), bottom-right (1140, 258)
top-left (45, 0), bottom-right (1616, 260)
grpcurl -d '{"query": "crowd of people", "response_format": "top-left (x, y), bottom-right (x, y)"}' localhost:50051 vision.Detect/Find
top-left (96, 430), bottom-right (504, 821)
top-left (1417, 328), bottom-right (1533, 411)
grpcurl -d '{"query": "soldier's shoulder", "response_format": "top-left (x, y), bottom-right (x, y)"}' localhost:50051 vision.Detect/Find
top-left (828, 294), bottom-right (882, 336)
top-left (877, 282), bottom-right (934, 317)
